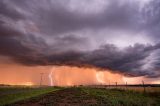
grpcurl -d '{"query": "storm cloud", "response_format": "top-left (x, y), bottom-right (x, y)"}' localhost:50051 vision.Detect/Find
top-left (0, 0), bottom-right (160, 78)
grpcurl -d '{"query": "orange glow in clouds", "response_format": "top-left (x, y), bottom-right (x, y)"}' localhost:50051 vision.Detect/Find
top-left (0, 63), bottom-right (123, 86)
top-left (50, 66), bottom-right (123, 86)
top-left (0, 63), bottom-right (159, 86)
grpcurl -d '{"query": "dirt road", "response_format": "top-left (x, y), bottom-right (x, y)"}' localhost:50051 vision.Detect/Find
top-left (9, 87), bottom-right (160, 106)
top-left (11, 88), bottom-right (97, 106)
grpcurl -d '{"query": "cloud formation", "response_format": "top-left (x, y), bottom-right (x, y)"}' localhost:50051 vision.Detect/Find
top-left (0, 0), bottom-right (160, 77)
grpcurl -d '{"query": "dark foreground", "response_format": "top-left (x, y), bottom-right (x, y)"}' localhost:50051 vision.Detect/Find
top-left (6, 87), bottom-right (160, 106)
top-left (0, 86), bottom-right (61, 106)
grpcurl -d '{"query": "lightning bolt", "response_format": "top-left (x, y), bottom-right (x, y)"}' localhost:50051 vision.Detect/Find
top-left (49, 70), bottom-right (53, 86)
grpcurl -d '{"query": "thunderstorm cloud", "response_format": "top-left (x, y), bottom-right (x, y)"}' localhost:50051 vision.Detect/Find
top-left (0, 0), bottom-right (160, 77)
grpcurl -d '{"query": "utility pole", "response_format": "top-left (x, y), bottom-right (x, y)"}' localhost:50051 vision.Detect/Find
top-left (40, 73), bottom-right (44, 87)
top-left (142, 80), bottom-right (146, 93)
top-left (109, 80), bottom-right (110, 88)
top-left (126, 82), bottom-right (128, 90)
top-left (115, 82), bottom-right (118, 88)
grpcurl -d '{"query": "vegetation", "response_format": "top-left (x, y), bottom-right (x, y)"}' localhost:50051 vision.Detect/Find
top-left (0, 86), bottom-right (160, 106)
top-left (0, 86), bottom-right (61, 106)
top-left (82, 87), bottom-right (160, 106)
top-left (123, 86), bottom-right (160, 93)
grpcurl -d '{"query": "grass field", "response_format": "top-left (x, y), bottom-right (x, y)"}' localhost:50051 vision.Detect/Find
top-left (120, 86), bottom-right (160, 93)
top-left (82, 87), bottom-right (160, 106)
top-left (94, 86), bottom-right (160, 93)
top-left (0, 86), bottom-right (160, 106)
top-left (0, 86), bottom-right (62, 106)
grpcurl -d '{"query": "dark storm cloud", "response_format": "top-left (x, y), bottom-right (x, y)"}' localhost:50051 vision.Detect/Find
top-left (143, 0), bottom-right (160, 43)
top-left (4, 42), bottom-right (159, 78)
top-left (4, 0), bottom-right (141, 35)
top-left (0, 0), bottom-right (160, 77)
top-left (81, 44), bottom-right (160, 77)
top-left (0, 0), bottom-right (24, 20)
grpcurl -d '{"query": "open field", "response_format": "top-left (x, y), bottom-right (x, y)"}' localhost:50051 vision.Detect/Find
top-left (119, 86), bottom-right (160, 93)
top-left (88, 85), bottom-right (160, 93)
top-left (0, 86), bottom-right (62, 106)
top-left (1, 86), bottom-right (159, 106)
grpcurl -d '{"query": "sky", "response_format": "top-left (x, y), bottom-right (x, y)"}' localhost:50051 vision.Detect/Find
top-left (0, 0), bottom-right (160, 86)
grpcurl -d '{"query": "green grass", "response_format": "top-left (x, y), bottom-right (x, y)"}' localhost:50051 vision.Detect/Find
top-left (80, 87), bottom-right (160, 106)
top-left (0, 86), bottom-right (62, 106)
top-left (0, 86), bottom-right (159, 106)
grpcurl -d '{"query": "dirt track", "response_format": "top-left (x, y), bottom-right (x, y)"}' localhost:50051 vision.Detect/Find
top-left (8, 87), bottom-right (160, 106)
top-left (12, 88), bottom-right (97, 106)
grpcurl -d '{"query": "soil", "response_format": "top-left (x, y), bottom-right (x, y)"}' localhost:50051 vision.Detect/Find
top-left (11, 88), bottom-right (97, 106)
